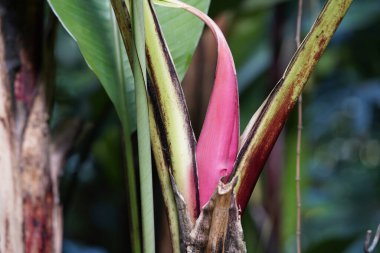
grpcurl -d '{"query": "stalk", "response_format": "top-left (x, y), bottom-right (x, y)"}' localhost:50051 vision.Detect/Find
top-left (131, 0), bottom-right (156, 252)
top-left (295, 0), bottom-right (304, 252)
top-left (144, 0), bottom-right (199, 221)
top-left (233, 0), bottom-right (353, 211)
top-left (111, 7), bottom-right (142, 253)
top-left (111, 1), bottom-right (155, 252)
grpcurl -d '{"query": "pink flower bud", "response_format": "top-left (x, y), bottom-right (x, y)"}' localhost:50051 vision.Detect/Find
top-left (176, 3), bottom-right (240, 207)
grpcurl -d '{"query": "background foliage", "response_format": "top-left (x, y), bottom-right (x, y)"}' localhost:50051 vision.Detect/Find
top-left (51, 0), bottom-right (380, 252)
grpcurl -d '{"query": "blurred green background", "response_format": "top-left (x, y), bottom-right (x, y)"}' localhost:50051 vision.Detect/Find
top-left (52, 0), bottom-right (380, 252)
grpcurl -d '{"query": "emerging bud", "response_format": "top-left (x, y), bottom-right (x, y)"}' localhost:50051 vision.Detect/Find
top-left (168, 1), bottom-right (240, 207)
top-left (154, 0), bottom-right (239, 208)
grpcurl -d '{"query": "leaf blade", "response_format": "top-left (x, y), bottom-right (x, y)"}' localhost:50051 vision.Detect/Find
top-left (48, 0), bottom-right (141, 251)
top-left (48, 0), bottom-right (136, 128)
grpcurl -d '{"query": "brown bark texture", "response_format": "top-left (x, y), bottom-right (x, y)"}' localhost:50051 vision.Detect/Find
top-left (0, 1), bottom-right (64, 252)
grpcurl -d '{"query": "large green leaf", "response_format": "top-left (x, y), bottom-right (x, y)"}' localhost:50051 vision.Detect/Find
top-left (48, 1), bottom-right (142, 250)
top-left (48, 0), bottom-right (135, 130)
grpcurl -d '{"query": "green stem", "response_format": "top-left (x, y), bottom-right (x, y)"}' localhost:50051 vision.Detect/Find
top-left (122, 128), bottom-right (142, 253)
top-left (131, 0), bottom-right (156, 252)
top-left (112, 8), bottom-right (142, 253)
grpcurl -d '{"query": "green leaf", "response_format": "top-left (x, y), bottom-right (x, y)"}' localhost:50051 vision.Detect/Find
top-left (48, 0), bottom-right (136, 130)
top-left (48, 1), bottom-right (142, 251)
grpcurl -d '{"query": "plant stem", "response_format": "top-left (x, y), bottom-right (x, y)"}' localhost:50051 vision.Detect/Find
top-left (233, 0), bottom-right (353, 211)
top-left (112, 6), bottom-right (142, 252)
top-left (295, 0), bottom-right (303, 253)
top-left (131, 0), bottom-right (156, 252)
top-left (110, 2), bottom-right (182, 252)
top-left (111, 1), bottom-right (156, 252)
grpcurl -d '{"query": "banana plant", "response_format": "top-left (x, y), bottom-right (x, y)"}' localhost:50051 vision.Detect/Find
top-left (48, 0), bottom-right (352, 252)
